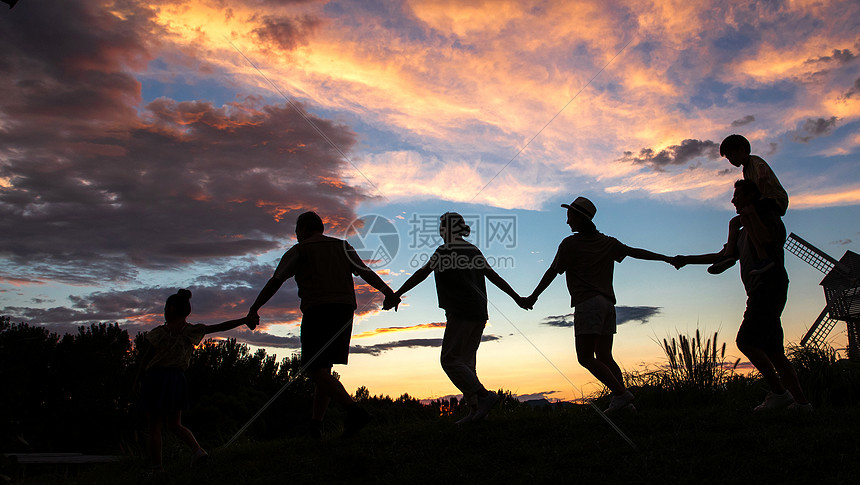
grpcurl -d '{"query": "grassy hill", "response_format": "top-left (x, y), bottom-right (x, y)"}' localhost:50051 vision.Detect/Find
top-left (14, 397), bottom-right (860, 484)
top-left (6, 330), bottom-right (860, 484)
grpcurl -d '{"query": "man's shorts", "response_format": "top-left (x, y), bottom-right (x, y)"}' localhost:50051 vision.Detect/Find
top-left (737, 280), bottom-right (788, 354)
top-left (573, 295), bottom-right (616, 336)
top-left (301, 304), bottom-right (355, 370)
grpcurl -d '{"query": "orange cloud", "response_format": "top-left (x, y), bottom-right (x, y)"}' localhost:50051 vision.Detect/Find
top-left (790, 186), bottom-right (860, 209)
top-left (146, 0), bottom-right (859, 212)
top-left (0, 277), bottom-right (45, 287)
top-left (353, 321), bottom-right (446, 339)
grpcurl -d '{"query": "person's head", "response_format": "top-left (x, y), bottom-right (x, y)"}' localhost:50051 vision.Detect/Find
top-left (561, 196), bottom-right (597, 233)
top-left (164, 289), bottom-right (192, 322)
top-left (295, 211), bottom-right (324, 241)
top-left (732, 179), bottom-right (761, 212)
top-left (720, 134), bottom-right (751, 167)
top-left (439, 212), bottom-right (470, 243)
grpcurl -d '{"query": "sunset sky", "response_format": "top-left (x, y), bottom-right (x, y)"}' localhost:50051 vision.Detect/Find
top-left (1, 0), bottom-right (859, 403)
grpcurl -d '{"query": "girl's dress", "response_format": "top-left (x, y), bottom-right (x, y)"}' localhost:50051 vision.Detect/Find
top-left (141, 323), bottom-right (206, 412)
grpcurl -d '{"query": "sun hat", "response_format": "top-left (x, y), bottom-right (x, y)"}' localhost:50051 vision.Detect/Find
top-left (561, 196), bottom-right (597, 221)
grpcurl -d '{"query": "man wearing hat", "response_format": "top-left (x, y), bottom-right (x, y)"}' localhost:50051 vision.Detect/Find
top-left (523, 197), bottom-right (675, 412)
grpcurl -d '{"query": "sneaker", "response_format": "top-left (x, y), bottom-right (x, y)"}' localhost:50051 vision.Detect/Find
top-left (190, 448), bottom-right (208, 467)
top-left (471, 391), bottom-right (499, 422)
top-left (455, 409), bottom-right (476, 425)
top-left (753, 390), bottom-right (795, 411)
top-left (749, 258), bottom-right (775, 276)
top-left (708, 256), bottom-right (736, 275)
top-left (342, 406), bottom-right (372, 438)
top-left (604, 390), bottom-right (635, 413)
top-left (787, 402), bottom-right (813, 412)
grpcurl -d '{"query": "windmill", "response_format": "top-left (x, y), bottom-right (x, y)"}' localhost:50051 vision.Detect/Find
top-left (784, 233), bottom-right (860, 360)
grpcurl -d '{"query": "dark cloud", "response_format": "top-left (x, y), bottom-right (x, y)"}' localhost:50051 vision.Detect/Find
top-left (806, 48), bottom-right (857, 65)
top-left (0, 261), bottom-right (395, 335)
top-left (619, 139), bottom-right (720, 172)
top-left (731, 115), bottom-right (755, 127)
top-left (351, 334), bottom-right (501, 356)
top-left (253, 14), bottom-right (323, 51)
top-left (0, 1), bottom-right (370, 285)
top-left (616, 306), bottom-right (662, 324)
top-left (841, 77), bottom-right (860, 100)
top-left (541, 306), bottom-right (662, 327)
top-left (514, 391), bottom-right (564, 402)
top-left (830, 239), bottom-right (853, 246)
top-left (793, 117), bottom-right (838, 143)
top-left (234, 331), bottom-right (301, 349)
top-left (352, 338), bottom-right (442, 356)
top-left (541, 313), bottom-right (575, 328)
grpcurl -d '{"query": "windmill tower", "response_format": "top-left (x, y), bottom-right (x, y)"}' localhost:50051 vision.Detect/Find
top-left (784, 233), bottom-right (860, 360)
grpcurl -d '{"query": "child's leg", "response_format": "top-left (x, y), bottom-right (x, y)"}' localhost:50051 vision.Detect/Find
top-left (766, 350), bottom-right (808, 404)
top-left (736, 341), bottom-right (784, 394)
top-left (146, 412), bottom-right (165, 469)
top-left (167, 411), bottom-right (202, 452)
top-left (575, 334), bottom-right (625, 394)
top-left (725, 216), bottom-right (740, 258)
top-left (708, 217), bottom-right (741, 274)
top-left (594, 334), bottom-right (624, 389)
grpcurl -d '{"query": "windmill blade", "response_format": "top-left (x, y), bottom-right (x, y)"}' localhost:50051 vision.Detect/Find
top-left (785, 233), bottom-right (839, 275)
top-left (800, 306), bottom-right (840, 348)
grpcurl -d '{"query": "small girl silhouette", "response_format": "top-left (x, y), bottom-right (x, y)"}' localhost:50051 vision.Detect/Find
top-left (137, 289), bottom-right (255, 474)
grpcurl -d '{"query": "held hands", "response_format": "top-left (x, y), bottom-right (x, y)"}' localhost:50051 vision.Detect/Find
top-left (670, 255), bottom-right (687, 270)
top-left (245, 312), bottom-right (260, 331)
top-left (382, 293), bottom-right (401, 311)
top-left (516, 294), bottom-right (537, 310)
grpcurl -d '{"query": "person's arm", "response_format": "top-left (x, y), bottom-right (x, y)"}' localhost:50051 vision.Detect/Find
top-left (394, 264), bottom-right (433, 298)
top-left (378, 264), bottom-right (432, 311)
top-left (248, 277), bottom-right (286, 320)
top-left (353, 266), bottom-right (396, 297)
top-left (248, 247), bottom-right (298, 322)
top-left (525, 266), bottom-right (558, 308)
top-left (345, 245), bottom-right (400, 309)
top-left (673, 248), bottom-right (727, 269)
top-left (625, 246), bottom-right (673, 263)
top-left (204, 316), bottom-right (255, 335)
top-left (484, 265), bottom-right (528, 308)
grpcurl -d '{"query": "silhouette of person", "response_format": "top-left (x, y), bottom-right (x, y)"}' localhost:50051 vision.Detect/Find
top-left (247, 211), bottom-right (399, 438)
top-left (136, 289), bottom-right (256, 475)
top-left (385, 212), bottom-right (527, 424)
top-left (523, 197), bottom-right (675, 413)
top-left (708, 134), bottom-right (789, 276)
top-left (674, 180), bottom-right (811, 411)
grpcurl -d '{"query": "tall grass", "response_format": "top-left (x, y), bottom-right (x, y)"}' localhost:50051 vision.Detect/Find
top-left (623, 330), bottom-right (747, 406)
top-left (788, 344), bottom-right (860, 407)
top-left (660, 330), bottom-right (740, 393)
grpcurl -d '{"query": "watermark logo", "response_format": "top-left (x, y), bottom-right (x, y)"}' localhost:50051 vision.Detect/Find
top-left (346, 213), bottom-right (518, 270)
top-left (345, 214), bottom-right (400, 269)
top-left (407, 213), bottom-right (517, 249)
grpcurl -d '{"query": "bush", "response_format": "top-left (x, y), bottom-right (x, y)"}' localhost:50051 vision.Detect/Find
top-left (789, 344), bottom-right (860, 407)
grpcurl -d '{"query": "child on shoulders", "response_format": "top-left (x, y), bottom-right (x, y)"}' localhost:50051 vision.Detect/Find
top-left (708, 134), bottom-right (788, 276)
